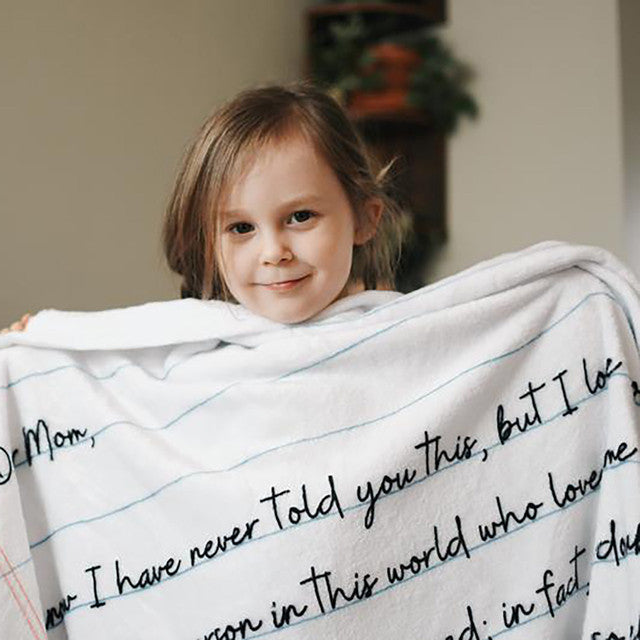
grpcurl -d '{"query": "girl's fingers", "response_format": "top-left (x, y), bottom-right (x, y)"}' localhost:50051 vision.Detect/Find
top-left (1, 313), bottom-right (32, 334)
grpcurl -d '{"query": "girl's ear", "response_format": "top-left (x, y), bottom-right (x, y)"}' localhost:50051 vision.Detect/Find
top-left (354, 197), bottom-right (384, 246)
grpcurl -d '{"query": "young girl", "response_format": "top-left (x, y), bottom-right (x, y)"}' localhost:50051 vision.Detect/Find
top-left (3, 81), bottom-right (411, 330)
top-left (3, 83), bottom-right (639, 640)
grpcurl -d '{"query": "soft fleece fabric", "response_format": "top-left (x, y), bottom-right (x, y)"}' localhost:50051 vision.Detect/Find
top-left (1, 240), bottom-right (639, 639)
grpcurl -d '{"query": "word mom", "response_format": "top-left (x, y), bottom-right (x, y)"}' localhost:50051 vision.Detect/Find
top-left (0, 418), bottom-right (94, 485)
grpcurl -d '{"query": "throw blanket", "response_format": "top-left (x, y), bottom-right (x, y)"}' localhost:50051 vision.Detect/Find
top-left (1, 240), bottom-right (639, 640)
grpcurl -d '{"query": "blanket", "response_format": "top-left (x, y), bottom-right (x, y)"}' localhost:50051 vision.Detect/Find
top-left (1, 240), bottom-right (639, 640)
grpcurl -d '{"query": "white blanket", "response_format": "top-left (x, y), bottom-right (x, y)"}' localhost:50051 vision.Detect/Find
top-left (1, 240), bottom-right (639, 640)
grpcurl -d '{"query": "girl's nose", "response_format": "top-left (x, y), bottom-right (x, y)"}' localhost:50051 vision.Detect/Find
top-left (260, 231), bottom-right (293, 265)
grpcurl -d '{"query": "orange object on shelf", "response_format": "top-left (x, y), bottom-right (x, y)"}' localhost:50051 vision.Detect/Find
top-left (349, 42), bottom-right (422, 117)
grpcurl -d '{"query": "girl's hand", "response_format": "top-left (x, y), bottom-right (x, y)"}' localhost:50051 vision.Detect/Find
top-left (0, 313), bottom-right (31, 335)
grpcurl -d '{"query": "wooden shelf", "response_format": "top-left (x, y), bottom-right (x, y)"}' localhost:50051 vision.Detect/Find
top-left (308, 2), bottom-right (446, 24)
top-left (348, 105), bottom-right (432, 126)
top-left (308, 1), bottom-right (445, 43)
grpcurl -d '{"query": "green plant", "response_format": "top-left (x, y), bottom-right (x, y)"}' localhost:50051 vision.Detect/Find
top-left (311, 14), bottom-right (385, 101)
top-left (310, 14), bottom-right (479, 133)
top-left (392, 30), bottom-right (479, 133)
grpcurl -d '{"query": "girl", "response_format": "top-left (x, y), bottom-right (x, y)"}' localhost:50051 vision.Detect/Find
top-left (3, 81), bottom-right (411, 330)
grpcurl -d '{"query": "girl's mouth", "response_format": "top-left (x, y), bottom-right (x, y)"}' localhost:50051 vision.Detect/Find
top-left (264, 275), bottom-right (309, 291)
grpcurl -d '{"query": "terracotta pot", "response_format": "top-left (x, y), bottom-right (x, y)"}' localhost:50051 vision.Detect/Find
top-left (349, 42), bottom-right (422, 117)
top-left (366, 42), bottom-right (421, 89)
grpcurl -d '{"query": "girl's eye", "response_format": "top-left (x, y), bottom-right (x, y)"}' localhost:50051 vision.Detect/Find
top-left (228, 222), bottom-right (253, 235)
top-left (226, 210), bottom-right (316, 235)
top-left (289, 210), bottom-right (316, 224)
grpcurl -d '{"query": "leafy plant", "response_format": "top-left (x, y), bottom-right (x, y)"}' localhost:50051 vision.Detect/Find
top-left (392, 30), bottom-right (479, 133)
top-left (311, 14), bottom-right (385, 100)
top-left (310, 13), bottom-right (479, 133)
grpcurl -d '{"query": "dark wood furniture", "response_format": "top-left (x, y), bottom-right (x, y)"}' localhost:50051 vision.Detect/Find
top-left (305, 1), bottom-right (448, 293)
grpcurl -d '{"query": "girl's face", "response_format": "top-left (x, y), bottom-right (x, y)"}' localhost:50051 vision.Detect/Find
top-left (217, 132), bottom-right (379, 324)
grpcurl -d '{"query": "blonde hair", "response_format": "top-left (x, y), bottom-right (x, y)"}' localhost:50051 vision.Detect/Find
top-left (162, 81), bottom-right (412, 302)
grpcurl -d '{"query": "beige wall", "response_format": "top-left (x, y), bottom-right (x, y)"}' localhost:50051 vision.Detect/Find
top-left (429, 0), bottom-right (626, 282)
top-left (620, 0), bottom-right (640, 277)
top-left (1, 1), bottom-right (634, 327)
top-left (0, 0), bottom-right (311, 326)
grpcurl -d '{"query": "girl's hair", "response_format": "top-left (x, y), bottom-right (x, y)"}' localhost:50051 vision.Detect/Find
top-left (162, 81), bottom-right (412, 302)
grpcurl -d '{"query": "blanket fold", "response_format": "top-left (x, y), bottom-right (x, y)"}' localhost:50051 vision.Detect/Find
top-left (1, 240), bottom-right (639, 639)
